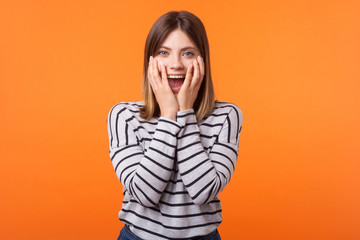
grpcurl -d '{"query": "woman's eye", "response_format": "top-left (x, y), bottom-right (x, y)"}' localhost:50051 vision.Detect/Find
top-left (184, 52), bottom-right (194, 57)
top-left (158, 51), bottom-right (167, 55)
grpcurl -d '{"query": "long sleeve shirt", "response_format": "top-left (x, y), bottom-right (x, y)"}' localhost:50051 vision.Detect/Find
top-left (107, 101), bottom-right (243, 240)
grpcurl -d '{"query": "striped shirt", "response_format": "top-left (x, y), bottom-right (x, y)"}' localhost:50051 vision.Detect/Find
top-left (107, 101), bottom-right (243, 240)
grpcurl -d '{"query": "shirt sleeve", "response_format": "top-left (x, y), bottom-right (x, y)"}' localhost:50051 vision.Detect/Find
top-left (107, 104), bottom-right (181, 207)
top-left (176, 106), bottom-right (243, 205)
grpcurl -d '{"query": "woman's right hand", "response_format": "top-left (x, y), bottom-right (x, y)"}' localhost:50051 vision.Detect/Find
top-left (148, 56), bottom-right (179, 121)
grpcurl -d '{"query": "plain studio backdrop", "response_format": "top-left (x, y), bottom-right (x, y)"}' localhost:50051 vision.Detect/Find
top-left (0, 0), bottom-right (359, 239)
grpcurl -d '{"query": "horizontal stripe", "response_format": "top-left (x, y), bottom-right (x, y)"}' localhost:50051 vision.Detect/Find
top-left (120, 219), bottom-right (171, 239)
top-left (153, 138), bottom-right (177, 148)
top-left (149, 146), bottom-right (174, 159)
top-left (110, 144), bottom-right (139, 161)
top-left (210, 151), bottom-right (235, 170)
top-left (144, 155), bottom-right (173, 171)
top-left (136, 173), bottom-right (162, 194)
top-left (114, 151), bottom-right (143, 173)
top-left (200, 122), bottom-right (224, 128)
top-left (184, 167), bottom-right (214, 188)
top-left (140, 163), bottom-right (169, 183)
top-left (214, 142), bottom-right (238, 156)
top-left (121, 209), bottom-right (222, 230)
top-left (183, 122), bottom-right (198, 128)
top-left (177, 150), bottom-right (204, 164)
top-left (159, 118), bottom-right (181, 129)
top-left (156, 128), bottom-right (177, 137)
top-left (139, 120), bottom-right (158, 125)
top-left (203, 112), bottom-right (228, 120)
top-left (138, 137), bottom-right (152, 142)
top-left (177, 131), bottom-right (200, 139)
top-left (158, 200), bottom-right (195, 207)
top-left (107, 101), bottom-right (242, 239)
top-left (125, 115), bottom-right (136, 123)
top-left (199, 133), bottom-right (218, 139)
top-left (119, 162), bottom-right (139, 181)
top-left (192, 178), bottom-right (216, 201)
top-left (121, 218), bottom-right (222, 240)
top-left (133, 125), bottom-right (145, 132)
top-left (121, 102), bottom-right (144, 108)
top-left (176, 112), bottom-right (194, 118)
top-left (177, 141), bottom-right (201, 151)
top-left (128, 108), bottom-right (140, 113)
top-left (123, 198), bottom-right (221, 206)
top-left (124, 198), bottom-right (220, 206)
top-left (211, 160), bottom-right (231, 176)
top-left (134, 182), bottom-right (156, 206)
top-left (164, 190), bottom-right (188, 195)
top-left (180, 159), bottom-right (208, 176)
top-left (123, 169), bottom-right (135, 186)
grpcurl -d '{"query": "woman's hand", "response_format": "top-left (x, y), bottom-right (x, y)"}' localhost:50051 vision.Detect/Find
top-left (148, 56), bottom-right (179, 121)
top-left (177, 56), bottom-right (205, 111)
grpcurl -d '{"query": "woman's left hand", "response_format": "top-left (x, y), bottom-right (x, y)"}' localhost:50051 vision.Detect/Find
top-left (177, 56), bottom-right (205, 111)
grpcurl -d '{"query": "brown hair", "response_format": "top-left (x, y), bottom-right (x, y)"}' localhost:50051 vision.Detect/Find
top-left (140, 11), bottom-right (215, 121)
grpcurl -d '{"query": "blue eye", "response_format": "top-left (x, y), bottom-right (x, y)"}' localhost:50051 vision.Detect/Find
top-left (184, 52), bottom-right (194, 56)
top-left (158, 51), bottom-right (167, 55)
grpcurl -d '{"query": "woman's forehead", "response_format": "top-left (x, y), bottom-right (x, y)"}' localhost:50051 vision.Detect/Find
top-left (158, 29), bottom-right (198, 50)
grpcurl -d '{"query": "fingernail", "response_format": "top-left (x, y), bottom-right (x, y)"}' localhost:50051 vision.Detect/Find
top-left (198, 56), bottom-right (201, 61)
top-left (150, 56), bottom-right (153, 61)
top-left (194, 59), bottom-right (197, 64)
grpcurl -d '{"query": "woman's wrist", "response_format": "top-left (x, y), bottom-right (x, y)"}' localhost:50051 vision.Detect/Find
top-left (177, 108), bottom-right (195, 115)
top-left (160, 112), bottom-right (177, 121)
top-left (179, 103), bottom-right (195, 111)
top-left (179, 106), bottom-right (193, 111)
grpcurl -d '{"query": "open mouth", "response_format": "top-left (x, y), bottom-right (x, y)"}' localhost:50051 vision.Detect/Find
top-left (167, 75), bottom-right (185, 91)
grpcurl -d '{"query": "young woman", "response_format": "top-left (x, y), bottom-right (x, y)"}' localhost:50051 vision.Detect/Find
top-left (107, 11), bottom-right (243, 240)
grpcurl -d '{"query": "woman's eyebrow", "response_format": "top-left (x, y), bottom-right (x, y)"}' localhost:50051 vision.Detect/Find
top-left (159, 46), bottom-right (198, 51)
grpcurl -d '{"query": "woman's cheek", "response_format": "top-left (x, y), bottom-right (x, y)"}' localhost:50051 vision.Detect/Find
top-left (186, 58), bottom-right (196, 68)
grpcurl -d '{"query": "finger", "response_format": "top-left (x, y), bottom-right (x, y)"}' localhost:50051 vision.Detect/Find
top-left (182, 64), bottom-right (193, 90)
top-left (148, 56), bottom-right (153, 79)
top-left (151, 58), bottom-right (162, 91)
top-left (152, 58), bottom-right (161, 83)
top-left (198, 56), bottom-right (205, 82)
top-left (148, 57), bottom-right (153, 82)
top-left (160, 64), bottom-right (169, 87)
top-left (148, 57), bottom-right (156, 89)
top-left (191, 59), bottom-right (200, 88)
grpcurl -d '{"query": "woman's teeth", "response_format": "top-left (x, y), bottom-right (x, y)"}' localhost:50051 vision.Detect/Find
top-left (167, 75), bottom-right (185, 79)
top-left (167, 75), bottom-right (184, 89)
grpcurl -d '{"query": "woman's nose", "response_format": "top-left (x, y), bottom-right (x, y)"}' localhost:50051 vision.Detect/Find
top-left (169, 55), bottom-right (184, 70)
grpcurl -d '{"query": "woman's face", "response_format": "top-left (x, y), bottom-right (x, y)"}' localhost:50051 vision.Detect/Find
top-left (154, 28), bottom-right (201, 94)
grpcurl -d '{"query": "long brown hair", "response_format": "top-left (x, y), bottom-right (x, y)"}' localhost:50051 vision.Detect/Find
top-left (140, 11), bottom-right (215, 121)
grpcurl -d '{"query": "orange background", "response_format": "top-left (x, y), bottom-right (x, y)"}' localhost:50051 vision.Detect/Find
top-left (1, 0), bottom-right (359, 239)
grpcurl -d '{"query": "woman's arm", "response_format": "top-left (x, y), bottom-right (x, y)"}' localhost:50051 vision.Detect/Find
top-left (107, 104), bottom-right (181, 207)
top-left (176, 105), bottom-right (243, 205)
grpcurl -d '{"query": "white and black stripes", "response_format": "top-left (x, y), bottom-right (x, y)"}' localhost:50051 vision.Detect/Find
top-left (107, 101), bottom-right (243, 240)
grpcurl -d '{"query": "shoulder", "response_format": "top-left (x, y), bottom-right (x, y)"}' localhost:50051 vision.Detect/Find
top-left (213, 101), bottom-right (242, 117)
top-left (208, 101), bottom-right (243, 126)
top-left (107, 101), bottom-right (144, 122)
